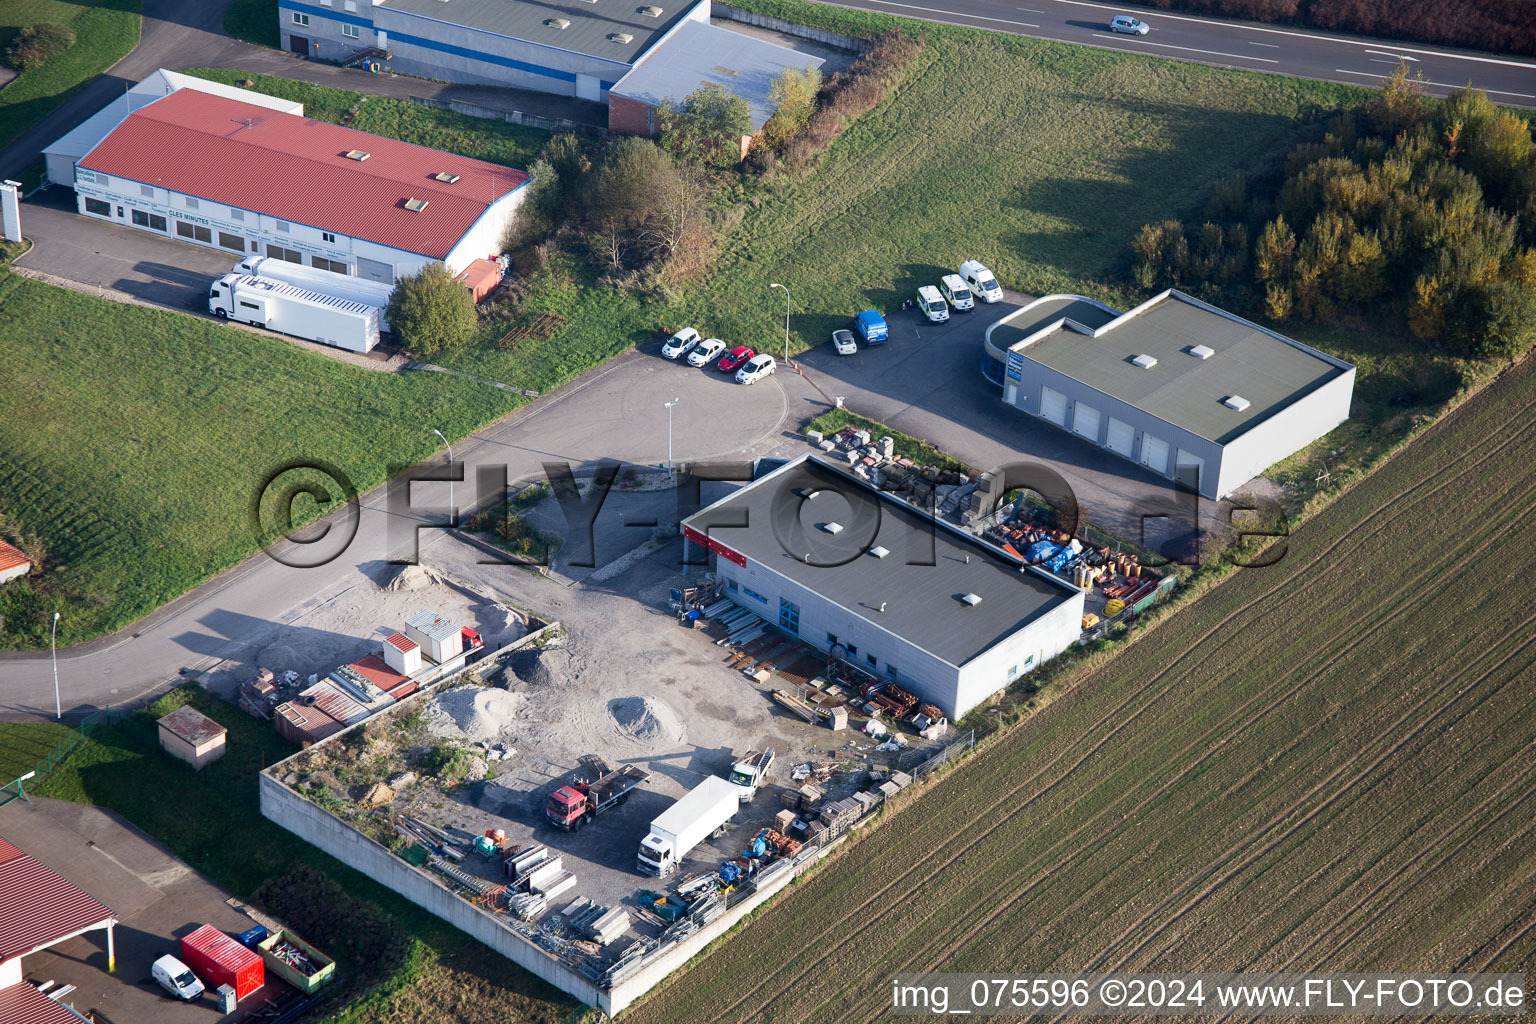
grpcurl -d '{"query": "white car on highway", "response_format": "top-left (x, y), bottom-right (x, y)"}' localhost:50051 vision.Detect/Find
top-left (1109, 14), bottom-right (1150, 34)
top-left (661, 327), bottom-right (701, 359)
top-left (734, 353), bottom-right (777, 384)
top-left (688, 337), bottom-right (728, 366)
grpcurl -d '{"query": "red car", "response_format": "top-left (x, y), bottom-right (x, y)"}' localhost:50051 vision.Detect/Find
top-left (718, 346), bottom-right (755, 373)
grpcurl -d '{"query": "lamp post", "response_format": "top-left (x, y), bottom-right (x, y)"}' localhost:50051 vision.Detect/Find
top-left (664, 397), bottom-right (681, 478)
top-left (431, 427), bottom-right (454, 525)
top-left (769, 282), bottom-right (790, 363)
top-left (51, 611), bottom-right (60, 720)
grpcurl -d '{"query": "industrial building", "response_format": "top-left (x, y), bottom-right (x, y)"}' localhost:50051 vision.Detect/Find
top-left (682, 456), bottom-right (1085, 720)
top-left (983, 289), bottom-right (1356, 500)
top-left (52, 81), bottom-right (529, 283)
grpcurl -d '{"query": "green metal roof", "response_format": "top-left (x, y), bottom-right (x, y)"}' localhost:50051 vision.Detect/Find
top-left (1005, 291), bottom-right (1350, 444)
top-left (379, 0), bottom-right (699, 65)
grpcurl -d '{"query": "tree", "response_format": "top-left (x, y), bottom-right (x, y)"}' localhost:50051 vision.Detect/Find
top-left (387, 264), bottom-right (477, 356)
top-left (1254, 216), bottom-right (1297, 283)
top-left (657, 84), bottom-right (753, 167)
top-left (646, 166), bottom-right (707, 265)
top-left (590, 136), bottom-right (672, 230)
top-left (5, 23), bottom-right (74, 73)
top-left (761, 64), bottom-right (823, 148)
top-left (1450, 280), bottom-right (1536, 359)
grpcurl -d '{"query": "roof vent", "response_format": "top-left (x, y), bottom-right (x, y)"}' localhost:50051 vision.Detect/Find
top-left (821, 522), bottom-right (843, 535)
top-left (1189, 344), bottom-right (1215, 359)
top-left (433, 171), bottom-right (460, 183)
top-left (546, 17), bottom-right (570, 29)
top-left (403, 197), bottom-right (429, 212)
top-left (960, 592), bottom-right (983, 606)
top-left (868, 545), bottom-right (890, 559)
top-left (639, 5), bottom-right (664, 16)
top-left (1131, 353), bottom-right (1158, 369)
top-left (344, 149), bottom-right (371, 161)
top-left (609, 32), bottom-right (634, 43)
top-left (1223, 395), bottom-right (1251, 411)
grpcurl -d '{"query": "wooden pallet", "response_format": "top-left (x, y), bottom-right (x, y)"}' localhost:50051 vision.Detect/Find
top-left (498, 310), bottom-right (567, 351)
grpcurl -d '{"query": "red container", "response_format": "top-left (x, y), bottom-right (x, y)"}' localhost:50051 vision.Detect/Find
top-left (181, 923), bottom-right (265, 1000)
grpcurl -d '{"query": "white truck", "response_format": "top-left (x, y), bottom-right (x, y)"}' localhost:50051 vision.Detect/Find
top-left (727, 748), bottom-right (775, 803)
top-left (637, 775), bottom-right (740, 877)
top-left (234, 256), bottom-right (395, 329)
top-left (917, 284), bottom-right (950, 323)
top-left (958, 260), bottom-right (1004, 303)
top-left (208, 274), bottom-right (380, 353)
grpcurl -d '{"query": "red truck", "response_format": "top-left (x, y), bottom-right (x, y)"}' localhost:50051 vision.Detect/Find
top-left (545, 757), bottom-right (651, 832)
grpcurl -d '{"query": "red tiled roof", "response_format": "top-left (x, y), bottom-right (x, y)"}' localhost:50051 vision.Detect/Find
top-left (0, 539), bottom-right (31, 574)
top-left (0, 982), bottom-right (91, 1024)
top-left (78, 89), bottom-right (529, 260)
top-left (0, 835), bottom-right (115, 962)
top-left (386, 632), bottom-right (417, 653)
top-left (349, 653), bottom-right (409, 692)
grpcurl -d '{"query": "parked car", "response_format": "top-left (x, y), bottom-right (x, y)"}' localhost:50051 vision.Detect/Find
top-left (152, 954), bottom-right (205, 1001)
top-left (719, 346), bottom-right (755, 373)
top-left (1109, 14), bottom-right (1150, 34)
top-left (959, 260), bottom-right (1004, 303)
top-left (940, 273), bottom-right (974, 312)
top-left (917, 285), bottom-right (950, 323)
top-left (661, 327), bottom-right (701, 359)
top-left (735, 353), bottom-right (777, 384)
top-left (688, 337), bottom-right (728, 366)
top-left (831, 329), bottom-right (858, 355)
top-left (854, 309), bottom-right (888, 344)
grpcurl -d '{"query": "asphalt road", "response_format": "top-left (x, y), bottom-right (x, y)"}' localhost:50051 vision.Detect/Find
top-left (825, 0), bottom-right (1536, 107)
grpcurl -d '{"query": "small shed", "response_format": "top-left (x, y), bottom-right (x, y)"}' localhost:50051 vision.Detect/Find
top-left (157, 706), bottom-right (227, 769)
top-left (0, 540), bottom-right (31, 586)
top-left (456, 258), bottom-right (503, 303)
top-left (405, 610), bottom-right (463, 664)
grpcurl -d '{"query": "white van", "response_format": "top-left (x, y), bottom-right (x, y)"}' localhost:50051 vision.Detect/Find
top-left (153, 954), bottom-right (205, 1001)
top-left (940, 273), bottom-right (974, 312)
top-left (917, 285), bottom-right (949, 323)
top-left (958, 260), bottom-right (1004, 303)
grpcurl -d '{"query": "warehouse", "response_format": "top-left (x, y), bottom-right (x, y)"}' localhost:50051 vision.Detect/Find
top-left (0, 833), bottom-right (117, 1018)
top-left (278, 0), bottom-right (709, 101)
top-left (65, 87), bottom-right (529, 283)
top-left (682, 456), bottom-right (1085, 720)
top-left (984, 289), bottom-right (1356, 500)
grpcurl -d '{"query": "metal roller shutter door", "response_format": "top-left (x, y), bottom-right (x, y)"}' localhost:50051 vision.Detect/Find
top-left (1175, 448), bottom-right (1204, 490)
top-left (1040, 386), bottom-right (1068, 426)
top-left (1106, 417), bottom-right (1135, 457)
top-left (1140, 435), bottom-right (1169, 474)
top-left (1072, 401), bottom-right (1101, 440)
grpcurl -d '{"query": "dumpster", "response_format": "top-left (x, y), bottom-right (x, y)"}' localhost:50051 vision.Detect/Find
top-left (181, 924), bottom-right (264, 1000)
top-left (257, 929), bottom-right (336, 995)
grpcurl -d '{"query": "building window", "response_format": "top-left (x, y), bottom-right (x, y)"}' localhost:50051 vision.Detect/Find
top-left (115, 206), bottom-right (123, 217)
top-left (321, 0), bottom-right (333, 5)
top-left (131, 210), bottom-right (167, 231)
top-left (218, 231), bottom-right (244, 252)
top-left (321, 231), bottom-right (336, 243)
top-left (740, 585), bottom-right (768, 604)
top-left (826, 632), bottom-right (837, 646)
top-left (725, 578), bottom-right (737, 592)
top-left (292, 12), bottom-right (310, 25)
top-left (342, 23), bottom-right (359, 38)
top-left (344, 0), bottom-right (357, 10)
top-left (275, 220), bottom-right (290, 233)
top-left (866, 652), bottom-right (877, 667)
top-left (176, 221), bottom-right (212, 243)
top-left (184, 197), bottom-right (199, 210)
top-left (778, 598), bottom-right (800, 635)
top-left (266, 244), bottom-right (301, 263)
top-left (139, 184), bottom-right (154, 198)
top-left (84, 198), bottom-right (110, 217)
top-left (312, 256), bottom-right (348, 274)
top-left (845, 643), bottom-right (857, 656)
top-left (888, 663), bottom-right (898, 678)
top-left (229, 208), bottom-right (244, 222)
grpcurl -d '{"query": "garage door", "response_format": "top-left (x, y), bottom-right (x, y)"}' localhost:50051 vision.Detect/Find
top-left (1072, 401), bottom-right (1101, 441)
top-left (1175, 448), bottom-right (1204, 490)
top-left (1140, 434), bottom-right (1169, 475)
top-left (1040, 386), bottom-right (1068, 426)
top-left (1106, 417), bottom-right (1135, 457)
top-left (356, 257), bottom-right (394, 284)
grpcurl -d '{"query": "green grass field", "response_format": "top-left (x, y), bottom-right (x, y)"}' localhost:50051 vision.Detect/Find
top-left (223, 0), bottom-right (278, 50)
top-left (624, 331), bottom-right (1536, 1024)
top-left (0, 0), bottom-right (141, 150)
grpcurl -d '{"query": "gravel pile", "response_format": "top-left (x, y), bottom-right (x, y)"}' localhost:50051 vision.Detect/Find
top-left (509, 647), bottom-right (573, 687)
top-left (427, 684), bottom-right (529, 743)
top-left (385, 563), bottom-right (444, 591)
top-left (608, 696), bottom-right (684, 747)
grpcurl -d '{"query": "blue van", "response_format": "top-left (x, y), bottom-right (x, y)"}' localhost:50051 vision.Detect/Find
top-left (854, 310), bottom-right (889, 345)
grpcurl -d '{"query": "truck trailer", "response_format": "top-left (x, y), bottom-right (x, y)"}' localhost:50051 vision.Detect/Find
top-left (637, 776), bottom-right (740, 877)
top-left (234, 256), bottom-right (395, 329)
top-left (546, 760), bottom-right (650, 831)
top-left (209, 274), bottom-right (380, 353)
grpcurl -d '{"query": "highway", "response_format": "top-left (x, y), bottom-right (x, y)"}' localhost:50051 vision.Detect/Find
top-left (824, 0), bottom-right (1536, 108)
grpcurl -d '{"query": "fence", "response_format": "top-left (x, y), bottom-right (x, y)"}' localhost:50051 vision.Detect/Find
top-left (407, 95), bottom-right (605, 136)
top-left (0, 706), bottom-right (127, 809)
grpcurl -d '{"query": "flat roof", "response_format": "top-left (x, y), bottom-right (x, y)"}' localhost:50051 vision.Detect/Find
top-left (1001, 290), bottom-right (1350, 444)
top-left (682, 457), bottom-right (1081, 667)
top-left (156, 705), bottom-right (226, 746)
top-left (610, 21), bottom-right (826, 131)
top-left (379, 0), bottom-right (699, 65)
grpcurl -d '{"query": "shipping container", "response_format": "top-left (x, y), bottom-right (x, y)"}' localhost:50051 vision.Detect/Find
top-left (257, 929), bottom-right (336, 995)
top-left (181, 923), bottom-right (265, 1000)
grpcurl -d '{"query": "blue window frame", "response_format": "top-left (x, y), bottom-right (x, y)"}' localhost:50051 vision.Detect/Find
top-left (779, 598), bottom-right (800, 635)
top-left (741, 585), bottom-right (768, 603)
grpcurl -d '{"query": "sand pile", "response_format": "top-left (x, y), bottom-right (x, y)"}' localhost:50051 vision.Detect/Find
top-left (509, 647), bottom-right (573, 687)
top-left (608, 696), bottom-right (684, 747)
top-left (427, 684), bottom-right (530, 743)
top-left (385, 563), bottom-right (444, 592)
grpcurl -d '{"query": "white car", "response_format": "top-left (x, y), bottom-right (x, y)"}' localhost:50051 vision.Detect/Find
top-left (1109, 14), bottom-right (1150, 34)
top-left (734, 353), bottom-right (777, 384)
top-left (831, 329), bottom-right (857, 356)
top-left (152, 954), bottom-right (205, 1001)
top-left (661, 327), bottom-right (701, 359)
top-left (688, 337), bottom-right (728, 367)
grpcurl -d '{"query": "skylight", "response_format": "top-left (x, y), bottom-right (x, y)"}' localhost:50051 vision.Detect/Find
top-left (1131, 354), bottom-right (1158, 369)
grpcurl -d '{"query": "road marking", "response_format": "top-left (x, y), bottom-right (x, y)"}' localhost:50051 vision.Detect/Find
top-left (1368, 58), bottom-right (1400, 64)
top-left (1248, 41), bottom-right (1280, 48)
top-left (858, 0), bottom-right (1038, 28)
top-left (1018, 7), bottom-right (1045, 12)
top-left (1365, 49), bottom-right (1418, 61)
top-left (1333, 67), bottom-right (1536, 98)
top-left (1091, 33), bottom-right (1280, 63)
top-left (1042, 0), bottom-right (1536, 69)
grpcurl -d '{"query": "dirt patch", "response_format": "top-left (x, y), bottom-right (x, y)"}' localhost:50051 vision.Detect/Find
top-left (427, 684), bottom-right (531, 744)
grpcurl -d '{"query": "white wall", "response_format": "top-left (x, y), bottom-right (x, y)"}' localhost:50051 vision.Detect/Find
top-left (1217, 365), bottom-right (1355, 499)
top-left (0, 954), bottom-right (22, 988)
top-left (443, 184), bottom-right (527, 275)
top-left (957, 585), bottom-right (1082, 717)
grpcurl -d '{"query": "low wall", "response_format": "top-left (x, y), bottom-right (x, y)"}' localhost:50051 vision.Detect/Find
top-left (713, 3), bottom-right (869, 50)
top-left (407, 95), bottom-right (605, 136)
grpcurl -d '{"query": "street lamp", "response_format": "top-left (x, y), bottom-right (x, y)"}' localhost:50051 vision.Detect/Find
top-left (51, 611), bottom-right (60, 720)
top-left (769, 282), bottom-right (790, 363)
top-left (664, 397), bottom-right (681, 478)
top-left (431, 427), bottom-right (454, 525)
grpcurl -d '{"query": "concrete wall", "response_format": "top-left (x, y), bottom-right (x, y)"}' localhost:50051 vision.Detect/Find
top-left (408, 95), bottom-right (604, 135)
top-left (712, 3), bottom-right (867, 51)
top-left (1217, 364), bottom-right (1355, 499)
